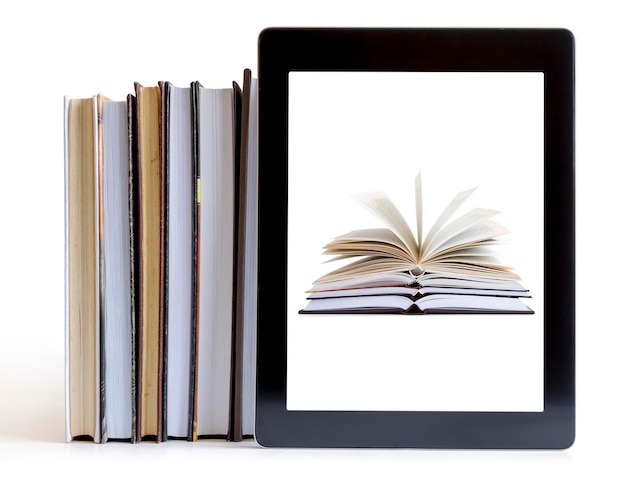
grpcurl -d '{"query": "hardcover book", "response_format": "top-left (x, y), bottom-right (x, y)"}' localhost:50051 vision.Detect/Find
top-left (162, 81), bottom-right (195, 441)
top-left (134, 82), bottom-right (165, 442)
top-left (100, 97), bottom-right (133, 441)
top-left (193, 81), bottom-right (236, 439)
top-left (64, 95), bottom-right (100, 442)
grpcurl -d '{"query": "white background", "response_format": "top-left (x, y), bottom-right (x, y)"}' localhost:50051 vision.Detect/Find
top-left (0, 1), bottom-right (623, 481)
top-left (287, 72), bottom-right (544, 412)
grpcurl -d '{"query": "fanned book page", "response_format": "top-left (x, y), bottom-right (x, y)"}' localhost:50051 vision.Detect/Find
top-left (310, 173), bottom-right (518, 286)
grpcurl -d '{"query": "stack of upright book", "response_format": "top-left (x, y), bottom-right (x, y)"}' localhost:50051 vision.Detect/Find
top-left (64, 69), bottom-right (258, 443)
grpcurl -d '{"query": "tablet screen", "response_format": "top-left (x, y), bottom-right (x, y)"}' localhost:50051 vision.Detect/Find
top-left (286, 71), bottom-right (544, 412)
top-left (257, 27), bottom-right (574, 448)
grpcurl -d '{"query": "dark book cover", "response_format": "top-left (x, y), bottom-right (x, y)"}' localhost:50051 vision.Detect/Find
top-left (126, 93), bottom-right (139, 444)
top-left (229, 77), bottom-right (243, 442)
top-left (188, 81), bottom-right (201, 442)
top-left (230, 69), bottom-right (253, 442)
top-left (159, 81), bottom-right (171, 441)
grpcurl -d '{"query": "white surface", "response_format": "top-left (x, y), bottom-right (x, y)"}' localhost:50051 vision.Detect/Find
top-left (0, 1), bottom-right (624, 480)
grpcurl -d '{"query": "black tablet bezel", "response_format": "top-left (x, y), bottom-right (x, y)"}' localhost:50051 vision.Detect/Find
top-left (256, 28), bottom-right (574, 449)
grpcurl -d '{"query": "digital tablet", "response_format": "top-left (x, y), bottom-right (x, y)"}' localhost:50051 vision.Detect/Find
top-left (255, 28), bottom-right (575, 448)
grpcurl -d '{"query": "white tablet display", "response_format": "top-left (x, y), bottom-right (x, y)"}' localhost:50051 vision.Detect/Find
top-left (287, 71), bottom-right (544, 412)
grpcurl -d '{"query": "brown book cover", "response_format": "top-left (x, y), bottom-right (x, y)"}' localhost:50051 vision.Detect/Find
top-left (189, 81), bottom-right (201, 442)
top-left (230, 69), bottom-right (253, 442)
